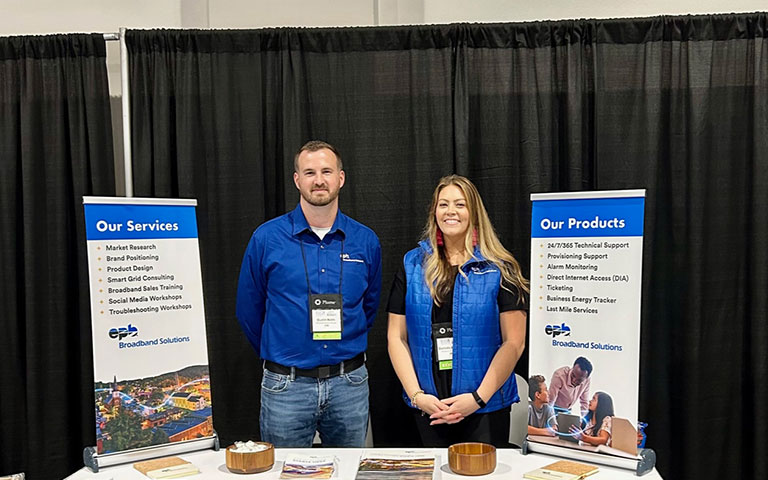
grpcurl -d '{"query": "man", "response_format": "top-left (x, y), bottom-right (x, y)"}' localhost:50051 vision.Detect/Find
top-left (236, 140), bottom-right (382, 447)
top-left (548, 356), bottom-right (593, 417)
top-left (527, 375), bottom-right (556, 436)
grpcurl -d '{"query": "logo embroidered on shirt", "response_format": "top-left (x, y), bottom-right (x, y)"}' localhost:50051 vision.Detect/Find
top-left (340, 253), bottom-right (365, 263)
top-left (470, 267), bottom-right (498, 275)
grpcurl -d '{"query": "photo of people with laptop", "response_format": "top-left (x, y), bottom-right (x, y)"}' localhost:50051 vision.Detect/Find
top-left (526, 356), bottom-right (640, 456)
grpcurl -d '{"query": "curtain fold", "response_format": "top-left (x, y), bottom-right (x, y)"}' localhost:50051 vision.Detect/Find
top-left (0, 34), bottom-right (115, 479)
top-left (126, 14), bottom-right (767, 480)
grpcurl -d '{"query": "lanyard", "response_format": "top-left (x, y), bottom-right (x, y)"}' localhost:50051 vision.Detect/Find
top-left (299, 235), bottom-right (344, 298)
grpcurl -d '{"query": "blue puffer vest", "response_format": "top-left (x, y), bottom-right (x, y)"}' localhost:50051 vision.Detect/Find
top-left (401, 240), bottom-right (519, 413)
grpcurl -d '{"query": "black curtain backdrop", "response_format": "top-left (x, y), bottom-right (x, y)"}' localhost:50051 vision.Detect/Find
top-left (126, 14), bottom-right (768, 480)
top-left (0, 35), bottom-right (115, 479)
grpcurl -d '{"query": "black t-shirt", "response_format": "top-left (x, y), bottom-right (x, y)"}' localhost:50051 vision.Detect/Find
top-left (386, 262), bottom-right (528, 399)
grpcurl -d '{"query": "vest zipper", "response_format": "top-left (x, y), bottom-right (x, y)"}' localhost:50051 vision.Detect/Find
top-left (451, 269), bottom-right (461, 395)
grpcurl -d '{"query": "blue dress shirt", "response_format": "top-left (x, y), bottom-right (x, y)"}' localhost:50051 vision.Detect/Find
top-left (236, 204), bottom-right (382, 368)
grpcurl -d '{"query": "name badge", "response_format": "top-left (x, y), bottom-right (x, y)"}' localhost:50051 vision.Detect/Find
top-left (432, 322), bottom-right (453, 370)
top-left (310, 293), bottom-right (343, 340)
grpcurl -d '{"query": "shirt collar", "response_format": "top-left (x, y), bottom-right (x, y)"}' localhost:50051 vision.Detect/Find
top-left (290, 203), bottom-right (347, 238)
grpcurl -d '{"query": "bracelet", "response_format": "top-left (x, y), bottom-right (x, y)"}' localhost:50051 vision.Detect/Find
top-left (471, 391), bottom-right (487, 408)
top-left (410, 389), bottom-right (425, 404)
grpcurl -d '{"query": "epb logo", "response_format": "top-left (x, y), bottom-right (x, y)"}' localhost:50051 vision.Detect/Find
top-left (109, 324), bottom-right (138, 340)
top-left (545, 323), bottom-right (571, 337)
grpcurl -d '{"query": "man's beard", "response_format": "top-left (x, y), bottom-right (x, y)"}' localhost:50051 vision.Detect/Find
top-left (302, 186), bottom-right (339, 207)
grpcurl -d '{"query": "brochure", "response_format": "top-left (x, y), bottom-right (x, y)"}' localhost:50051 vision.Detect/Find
top-left (280, 454), bottom-right (337, 479)
top-left (524, 460), bottom-right (599, 480)
top-left (133, 457), bottom-right (199, 479)
top-left (355, 451), bottom-right (435, 480)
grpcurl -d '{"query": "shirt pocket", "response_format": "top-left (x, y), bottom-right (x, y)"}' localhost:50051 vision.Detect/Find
top-left (341, 256), bottom-right (369, 300)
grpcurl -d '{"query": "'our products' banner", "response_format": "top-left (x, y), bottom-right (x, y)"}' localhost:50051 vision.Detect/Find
top-left (527, 190), bottom-right (645, 455)
top-left (84, 197), bottom-right (213, 455)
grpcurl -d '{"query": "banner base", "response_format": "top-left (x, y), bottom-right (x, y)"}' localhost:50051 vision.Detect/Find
top-left (83, 433), bottom-right (219, 473)
top-left (522, 438), bottom-right (656, 476)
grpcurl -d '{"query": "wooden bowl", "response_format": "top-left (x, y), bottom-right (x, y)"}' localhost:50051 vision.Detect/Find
top-left (448, 442), bottom-right (496, 476)
top-left (225, 443), bottom-right (274, 474)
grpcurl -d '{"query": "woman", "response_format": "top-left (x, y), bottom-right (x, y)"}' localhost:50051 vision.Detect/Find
top-left (571, 392), bottom-right (615, 446)
top-left (387, 175), bottom-right (528, 447)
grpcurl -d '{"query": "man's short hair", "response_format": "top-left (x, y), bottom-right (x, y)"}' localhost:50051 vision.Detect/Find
top-left (294, 140), bottom-right (343, 172)
top-left (528, 375), bottom-right (546, 401)
top-left (573, 356), bottom-right (593, 376)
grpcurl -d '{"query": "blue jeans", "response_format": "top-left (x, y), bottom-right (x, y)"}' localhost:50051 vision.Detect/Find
top-left (260, 364), bottom-right (369, 447)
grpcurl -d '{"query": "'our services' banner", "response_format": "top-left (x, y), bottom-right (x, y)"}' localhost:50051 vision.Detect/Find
top-left (84, 197), bottom-right (213, 455)
top-left (528, 190), bottom-right (645, 453)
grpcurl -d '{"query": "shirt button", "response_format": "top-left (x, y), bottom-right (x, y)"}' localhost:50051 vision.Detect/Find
top-left (323, 344), bottom-right (328, 349)
top-left (320, 245), bottom-right (324, 249)
top-left (321, 268), bottom-right (325, 273)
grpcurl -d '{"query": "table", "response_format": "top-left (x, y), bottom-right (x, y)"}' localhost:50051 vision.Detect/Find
top-left (66, 447), bottom-right (664, 479)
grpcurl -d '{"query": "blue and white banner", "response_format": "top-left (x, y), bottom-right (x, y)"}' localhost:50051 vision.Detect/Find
top-left (528, 190), bottom-right (645, 452)
top-left (84, 197), bottom-right (213, 455)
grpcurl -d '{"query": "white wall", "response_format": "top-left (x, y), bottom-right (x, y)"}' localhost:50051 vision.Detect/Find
top-left (208, 0), bottom-right (375, 28)
top-left (423, 0), bottom-right (765, 23)
top-left (6, 0), bottom-right (762, 35)
top-left (0, 0), bottom-right (182, 35)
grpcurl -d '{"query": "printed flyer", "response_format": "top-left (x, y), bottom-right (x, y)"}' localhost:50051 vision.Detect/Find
top-left (83, 197), bottom-right (213, 455)
top-left (355, 451), bottom-right (435, 480)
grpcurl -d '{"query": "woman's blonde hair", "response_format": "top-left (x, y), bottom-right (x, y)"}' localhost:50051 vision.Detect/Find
top-left (421, 175), bottom-right (529, 305)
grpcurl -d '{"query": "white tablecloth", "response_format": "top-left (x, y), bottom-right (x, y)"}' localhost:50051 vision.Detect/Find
top-left (66, 447), bottom-right (664, 479)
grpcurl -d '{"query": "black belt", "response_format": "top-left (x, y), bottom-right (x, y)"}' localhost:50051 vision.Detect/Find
top-left (264, 352), bottom-right (365, 379)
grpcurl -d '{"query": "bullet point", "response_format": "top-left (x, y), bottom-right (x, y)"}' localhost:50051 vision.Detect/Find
top-left (98, 279), bottom-right (102, 282)
top-left (98, 268), bottom-right (102, 271)
top-left (539, 296), bottom-right (543, 300)
top-left (100, 310), bottom-right (104, 314)
top-left (540, 264), bottom-right (543, 268)
top-left (540, 275), bottom-right (543, 279)
top-left (539, 306), bottom-right (543, 310)
top-left (99, 289), bottom-right (103, 293)
top-left (100, 300), bottom-right (104, 304)
top-left (97, 246), bottom-right (101, 250)
top-left (540, 254), bottom-right (543, 258)
top-left (98, 257), bottom-right (102, 261)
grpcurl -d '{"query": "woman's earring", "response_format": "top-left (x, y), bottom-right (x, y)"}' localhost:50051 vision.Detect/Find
top-left (436, 230), bottom-right (444, 246)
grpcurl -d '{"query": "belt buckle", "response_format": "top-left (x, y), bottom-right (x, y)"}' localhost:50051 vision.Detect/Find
top-left (317, 365), bottom-right (331, 378)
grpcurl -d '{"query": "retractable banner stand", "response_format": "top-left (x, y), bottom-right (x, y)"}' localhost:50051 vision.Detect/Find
top-left (524, 190), bottom-right (655, 474)
top-left (82, 197), bottom-right (217, 471)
